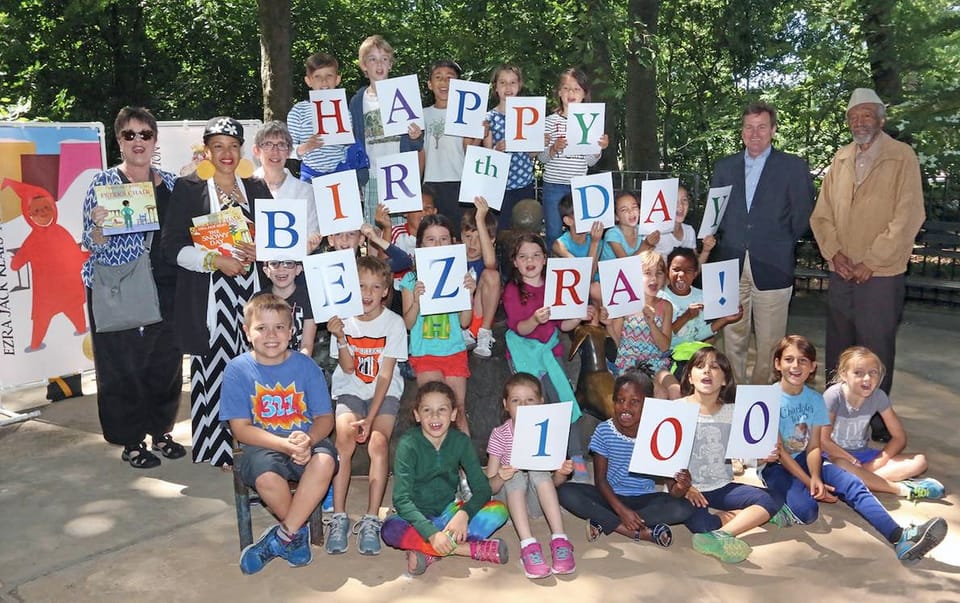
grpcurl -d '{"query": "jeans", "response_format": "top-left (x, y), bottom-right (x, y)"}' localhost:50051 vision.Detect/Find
top-left (541, 181), bottom-right (571, 252)
top-left (685, 482), bottom-right (783, 533)
top-left (760, 456), bottom-right (900, 542)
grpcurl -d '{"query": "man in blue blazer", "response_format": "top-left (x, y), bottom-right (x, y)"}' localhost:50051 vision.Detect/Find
top-left (710, 102), bottom-right (815, 384)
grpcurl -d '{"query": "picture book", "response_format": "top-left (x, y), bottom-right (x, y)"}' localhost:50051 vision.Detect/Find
top-left (93, 182), bottom-right (158, 235)
top-left (190, 206), bottom-right (253, 257)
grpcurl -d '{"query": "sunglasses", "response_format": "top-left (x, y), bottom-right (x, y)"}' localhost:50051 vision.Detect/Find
top-left (119, 129), bottom-right (155, 141)
top-left (266, 260), bottom-right (298, 269)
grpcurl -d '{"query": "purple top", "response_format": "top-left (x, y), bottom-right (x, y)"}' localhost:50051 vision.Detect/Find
top-left (502, 281), bottom-right (563, 357)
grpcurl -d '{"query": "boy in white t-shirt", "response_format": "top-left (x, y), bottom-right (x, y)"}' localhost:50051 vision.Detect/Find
top-left (324, 255), bottom-right (409, 557)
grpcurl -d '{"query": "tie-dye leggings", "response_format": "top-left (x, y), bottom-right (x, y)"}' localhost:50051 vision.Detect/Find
top-left (382, 500), bottom-right (508, 556)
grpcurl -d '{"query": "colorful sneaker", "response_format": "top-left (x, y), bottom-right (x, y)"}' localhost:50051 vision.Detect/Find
top-left (462, 328), bottom-right (477, 351)
top-left (324, 512), bottom-right (350, 555)
top-left (519, 542), bottom-right (551, 579)
top-left (474, 328), bottom-right (495, 358)
top-left (571, 455), bottom-right (591, 483)
top-left (321, 486), bottom-right (334, 513)
top-left (470, 538), bottom-right (508, 564)
top-left (239, 525), bottom-right (285, 574)
top-left (902, 478), bottom-right (945, 501)
top-left (896, 517), bottom-right (948, 562)
top-left (353, 514), bottom-right (383, 556)
top-left (284, 524), bottom-right (313, 567)
top-left (550, 537), bottom-right (576, 575)
top-left (586, 518), bottom-right (603, 542)
top-left (692, 530), bottom-right (752, 563)
top-left (768, 504), bottom-right (800, 528)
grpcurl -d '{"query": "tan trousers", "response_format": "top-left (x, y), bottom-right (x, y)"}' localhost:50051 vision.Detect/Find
top-left (720, 254), bottom-right (792, 385)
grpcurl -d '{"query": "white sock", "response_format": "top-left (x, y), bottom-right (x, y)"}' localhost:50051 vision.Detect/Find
top-left (551, 533), bottom-right (568, 541)
top-left (520, 537), bottom-right (537, 548)
top-left (897, 482), bottom-right (912, 497)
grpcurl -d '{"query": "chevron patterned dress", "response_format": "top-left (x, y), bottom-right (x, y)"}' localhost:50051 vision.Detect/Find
top-left (190, 203), bottom-right (256, 466)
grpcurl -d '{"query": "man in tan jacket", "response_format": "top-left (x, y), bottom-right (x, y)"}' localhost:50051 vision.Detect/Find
top-left (810, 88), bottom-right (925, 439)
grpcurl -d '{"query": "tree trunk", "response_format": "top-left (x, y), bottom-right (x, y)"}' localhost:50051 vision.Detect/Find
top-left (859, 0), bottom-right (902, 104)
top-left (624, 0), bottom-right (660, 172)
top-left (257, 0), bottom-right (292, 122)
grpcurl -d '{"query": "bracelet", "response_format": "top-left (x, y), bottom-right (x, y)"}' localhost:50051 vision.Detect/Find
top-left (203, 252), bottom-right (219, 272)
top-left (337, 341), bottom-right (350, 349)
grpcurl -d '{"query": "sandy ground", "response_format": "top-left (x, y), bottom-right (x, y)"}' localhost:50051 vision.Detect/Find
top-left (1, 294), bottom-right (958, 602)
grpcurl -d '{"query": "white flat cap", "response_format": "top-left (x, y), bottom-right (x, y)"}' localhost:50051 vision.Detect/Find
top-left (847, 88), bottom-right (884, 111)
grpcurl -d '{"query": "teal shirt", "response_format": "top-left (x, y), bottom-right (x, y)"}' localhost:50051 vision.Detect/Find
top-left (392, 426), bottom-right (492, 539)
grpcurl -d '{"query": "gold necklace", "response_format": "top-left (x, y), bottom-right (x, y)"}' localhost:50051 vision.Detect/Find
top-left (215, 181), bottom-right (243, 209)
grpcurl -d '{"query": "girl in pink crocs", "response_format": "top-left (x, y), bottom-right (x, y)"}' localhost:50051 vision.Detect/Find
top-left (485, 373), bottom-right (576, 579)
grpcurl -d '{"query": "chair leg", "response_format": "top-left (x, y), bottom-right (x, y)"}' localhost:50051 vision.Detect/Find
top-left (233, 468), bottom-right (253, 550)
top-left (309, 504), bottom-right (324, 546)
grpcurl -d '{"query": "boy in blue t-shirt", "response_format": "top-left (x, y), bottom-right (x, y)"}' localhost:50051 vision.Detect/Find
top-left (221, 294), bottom-right (338, 574)
top-left (287, 52), bottom-right (348, 181)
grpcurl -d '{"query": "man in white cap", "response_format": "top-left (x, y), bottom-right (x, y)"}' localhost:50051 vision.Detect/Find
top-left (810, 88), bottom-right (925, 440)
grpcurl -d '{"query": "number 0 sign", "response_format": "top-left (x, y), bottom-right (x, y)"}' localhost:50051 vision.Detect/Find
top-left (510, 402), bottom-right (573, 471)
top-left (724, 385), bottom-right (781, 459)
top-left (629, 398), bottom-right (699, 477)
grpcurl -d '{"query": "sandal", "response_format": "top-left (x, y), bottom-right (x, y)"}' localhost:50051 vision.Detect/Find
top-left (152, 434), bottom-right (186, 459)
top-left (635, 524), bottom-right (673, 548)
top-left (586, 518), bottom-right (603, 543)
top-left (122, 442), bottom-right (161, 469)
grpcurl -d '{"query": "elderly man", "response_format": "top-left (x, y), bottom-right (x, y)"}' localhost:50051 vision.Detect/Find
top-left (710, 102), bottom-right (815, 384)
top-left (810, 88), bottom-right (925, 438)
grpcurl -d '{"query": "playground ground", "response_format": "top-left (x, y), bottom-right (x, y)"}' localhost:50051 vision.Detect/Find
top-left (1, 293), bottom-right (958, 602)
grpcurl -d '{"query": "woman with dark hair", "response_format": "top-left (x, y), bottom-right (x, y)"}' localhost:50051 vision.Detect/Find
top-left (82, 106), bottom-right (184, 469)
top-left (161, 116), bottom-right (271, 467)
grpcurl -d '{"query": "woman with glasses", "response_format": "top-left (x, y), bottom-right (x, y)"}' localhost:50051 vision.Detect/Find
top-left (161, 116), bottom-right (272, 467)
top-left (82, 106), bottom-right (185, 469)
top-left (252, 121), bottom-right (322, 253)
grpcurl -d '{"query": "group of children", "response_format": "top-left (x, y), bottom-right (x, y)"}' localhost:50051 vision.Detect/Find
top-left (217, 34), bottom-right (948, 579)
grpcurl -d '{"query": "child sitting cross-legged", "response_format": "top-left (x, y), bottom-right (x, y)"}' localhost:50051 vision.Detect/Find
top-left (381, 381), bottom-right (509, 576)
top-left (324, 256), bottom-right (409, 556)
top-left (220, 294), bottom-right (338, 575)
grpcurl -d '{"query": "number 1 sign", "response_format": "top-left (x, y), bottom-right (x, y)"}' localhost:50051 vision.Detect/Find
top-left (628, 398), bottom-right (700, 477)
top-left (510, 402), bottom-right (573, 471)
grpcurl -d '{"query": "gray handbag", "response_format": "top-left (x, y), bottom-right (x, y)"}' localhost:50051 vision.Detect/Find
top-left (91, 236), bottom-right (162, 333)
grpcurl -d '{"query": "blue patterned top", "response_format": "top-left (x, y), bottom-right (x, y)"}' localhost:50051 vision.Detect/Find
top-left (486, 109), bottom-right (534, 190)
top-left (81, 167), bottom-right (176, 288)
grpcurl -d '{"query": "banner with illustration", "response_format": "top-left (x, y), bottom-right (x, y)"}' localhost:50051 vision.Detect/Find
top-left (0, 121), bottom-right (107, 386)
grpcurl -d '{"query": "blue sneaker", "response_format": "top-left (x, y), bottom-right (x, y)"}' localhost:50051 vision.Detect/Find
top-left (902, 478), bottom-right (945, 501)
top-left (321, 486), bottom-right (334, 513)
top-left (895, 517), bottom-right (947, 562)
top-left (239, 525), bottom-right (285, 574)
top-left (284, 524), bottom-right (312, 568)
top-left (324, 512), bottom-right (350, 555)
top-left (353, 514), bottom-right (383, 556)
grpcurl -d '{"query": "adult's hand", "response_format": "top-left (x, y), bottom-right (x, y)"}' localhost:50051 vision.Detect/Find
top-left (831, 252), bottom-right (855, 280)
top-left (851, 262), bottom-right (873, 284)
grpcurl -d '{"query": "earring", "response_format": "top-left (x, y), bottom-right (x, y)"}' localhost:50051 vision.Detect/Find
top-left (236, 158), bottom-right (255, 179)
top-left (195, 159), bottom-right (215, 180)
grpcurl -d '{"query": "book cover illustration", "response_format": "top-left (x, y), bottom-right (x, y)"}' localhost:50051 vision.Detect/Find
top-left (93, 182), bottom-right (158, 235)
top-left (190, 206), bottom-right (253, 257)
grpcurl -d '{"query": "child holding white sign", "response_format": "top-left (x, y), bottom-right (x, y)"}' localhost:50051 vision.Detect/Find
top-left (759, 335), bottom-right (947, 562)
top-left (483, 64), bottom-right (537, 230)
top-left (503, 233), bottom-right (592, 481)
top-left (486, 373), bottom-right (576, 579)
top-left (600, 190), bottom-right (659, 260)
top-left (679, 347), bottom-right (782, 564)
top-left (400, 215), bottom-right (476, 434)
top-left (539, 68), bottom-right (609, 250)
top-left (557, 371), bottom-right (694, 546)
top-left (601, 250), bottom-right (681, 399)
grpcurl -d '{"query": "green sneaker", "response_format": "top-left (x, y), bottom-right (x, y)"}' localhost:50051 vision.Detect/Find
top-left (768, 504), bottom-right (799, 528)
top-left (692, 530), bottom-right (752, 563)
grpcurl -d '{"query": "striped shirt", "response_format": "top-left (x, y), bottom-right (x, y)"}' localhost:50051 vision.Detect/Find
top-left (539, 112), bottom-right (601, 185)
top-left (589, 419), bottom-right (656, 496)
top-left (287, 100), bottom-right (347, 175)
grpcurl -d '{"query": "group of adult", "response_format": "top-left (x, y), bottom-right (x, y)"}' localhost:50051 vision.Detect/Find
top-left (81, 84), bottom-right (924, 469)
top-left (711, 88), bottom-right (924, 441)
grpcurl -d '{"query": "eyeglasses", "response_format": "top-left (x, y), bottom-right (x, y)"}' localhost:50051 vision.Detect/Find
top-left (258, 141), bottom-right (290, 152)
top-left (266, 260), bottom-right (298, 269)
top-left (119, 129), bottom-right (155, 141)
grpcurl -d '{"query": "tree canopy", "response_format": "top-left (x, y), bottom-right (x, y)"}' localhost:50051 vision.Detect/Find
top-left (2, 0), bottom-right (958, 203)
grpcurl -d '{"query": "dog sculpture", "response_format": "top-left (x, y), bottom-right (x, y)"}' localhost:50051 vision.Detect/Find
top-left (568, 323), bottom-right (615, 420)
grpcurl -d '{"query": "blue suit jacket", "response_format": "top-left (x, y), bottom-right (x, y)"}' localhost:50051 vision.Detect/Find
top-left (709, 147), bottom-right (815, 290)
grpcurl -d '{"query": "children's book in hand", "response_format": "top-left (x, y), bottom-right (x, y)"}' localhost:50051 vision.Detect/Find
top-left (93, 182), bottom-right (159, 235)
top-left (190, 206), bottom-right (253, 257)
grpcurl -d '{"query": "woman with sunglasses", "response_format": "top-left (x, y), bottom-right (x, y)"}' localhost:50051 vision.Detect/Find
top-left (252, 121), bottom-right (322, 253)
top-left (161, 116), bottom-right (272, 467)
top-left (82, 106), bottom-right (185, 469)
